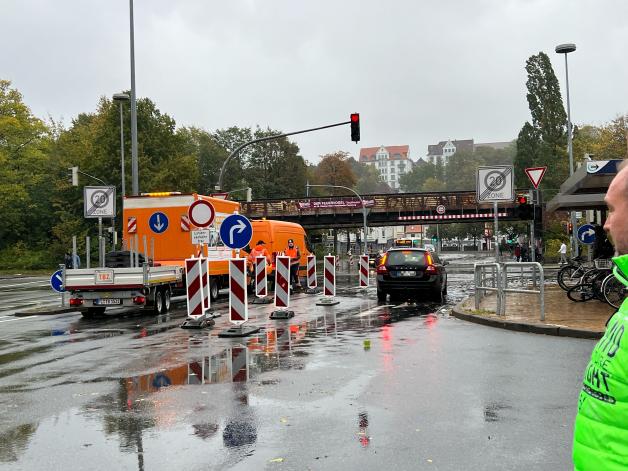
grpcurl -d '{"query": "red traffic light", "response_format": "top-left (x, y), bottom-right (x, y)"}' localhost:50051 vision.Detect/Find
top-left (351, 113), bottom-right (359, 122)
top-left (350, 113), bottom-right (360, 143)
top-left (568, 223), bottom-right (573, 234)
top-left (517, 195), bottom-right (528, 204)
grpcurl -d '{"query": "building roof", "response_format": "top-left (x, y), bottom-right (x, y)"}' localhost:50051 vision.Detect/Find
top-left (359, 145), bottom-right (410, 162)
top-left (426, 139), bottom-right (474, 156)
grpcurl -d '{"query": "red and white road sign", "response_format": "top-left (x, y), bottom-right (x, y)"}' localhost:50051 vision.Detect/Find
top-left (188, 199), bottom-right (215, 228)
top-left (255, 256), bottom-right (267, 297)
top-left (307, 255), bottom-right (317, 288)
top-left (231, 345), bottom-right (248, 382)
top-left (274, 256), bottom-right (291, 308)
top-left (359, 255), bottom-right (369, 287)
top-left (180, 214), bottom-right (191, 232)
top-left (127, 216), bottom-right (137, 234)
top-left (324, 255), bottom-right (336, 297)
top-left (525, 166), bottom-right (547, 189)
top-left (185, 257), bottom-right (203, 318)
top-left (436, 204), bottom-right (446, 215)
top-left (200, 257), bottom-right (210, 313)
top-left (229, 258), bottom-right (248, 325)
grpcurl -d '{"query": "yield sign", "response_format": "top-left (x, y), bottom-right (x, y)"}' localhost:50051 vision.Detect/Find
top-left (525, 167), bottom-right (547, 189)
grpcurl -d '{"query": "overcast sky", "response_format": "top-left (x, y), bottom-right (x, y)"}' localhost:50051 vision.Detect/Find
top-left (3, 0), bottom-right (627, 164)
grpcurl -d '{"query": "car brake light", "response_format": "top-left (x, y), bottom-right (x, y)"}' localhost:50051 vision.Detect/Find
top-left (424, 252), bottom-right (437, 274)
top-left (69, 298), bottom-right (83, 307)
top-left (133, 295), bottom-right (146, 305)
top-left (376, 264), bottom-right (388, 274)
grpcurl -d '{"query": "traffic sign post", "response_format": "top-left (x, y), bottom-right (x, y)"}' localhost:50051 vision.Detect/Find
top-left (188, 200), bottom-right (215, 228)
top-left (305, 255), bottom-right (319, 294)
top-left (359, 255), bottom-right (369, 288)
top-left (577, 224), bottom-right (596, 245)
top-left (219, 214), bottom-right (253, 250)
top-left (218, 258), bottom-right (260, 338)
top-left (270, 256), bottom-right (294, 319)
top-left (50, 269), bottom-right (65, 293)
top-left (477, 166), bottom-right (514, 260)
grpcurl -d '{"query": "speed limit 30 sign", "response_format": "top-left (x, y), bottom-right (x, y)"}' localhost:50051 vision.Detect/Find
top-left (476, 166), bottom-right (514, 203)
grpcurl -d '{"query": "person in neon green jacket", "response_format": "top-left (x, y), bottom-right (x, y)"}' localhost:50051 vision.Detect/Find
top-left (573, 162), bottom-right (628, 470)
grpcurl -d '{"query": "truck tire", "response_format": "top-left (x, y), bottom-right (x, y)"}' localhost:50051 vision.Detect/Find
top-left (210, 277), bottom-right (219, 301)
top-left (153, 289), bottom-right (164, 315)
top-left (163, 289), bottom-right (171, 312)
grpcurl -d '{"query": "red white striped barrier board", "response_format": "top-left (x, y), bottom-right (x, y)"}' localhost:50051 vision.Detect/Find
top-left (180, 215), bottom-right (191, 232)
top-left (324, 255), bottom-right (336, 297)
top-left (231, 345), bottom-right (248, 382)
top-left (255, 256), bottom-right (267, 297)
top-left (229, 258), bottom-right (248, 325)
top-left (185, 257), bottom-right (203, 318)
top-left (359, 255), bottom-right (369, 287)
top-left (127, 216), bottom-right (137, 234)
top-left (398, 212), bottom-right (508, 221)
top-left (274, 256), bottom-right (291, 308)
top-left (307, 255), bottom-right (317, 288)
top-left (201, 257), bottom-right (210, 312)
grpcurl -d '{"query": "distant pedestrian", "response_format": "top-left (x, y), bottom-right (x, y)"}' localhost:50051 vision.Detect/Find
top-left (514, 244), bottom-right (521, 262)
top-left (72, 252), bottom-right (81, 269)
top-left (573, 161), bottom-right (628, 469)
top-left (558, 242), bottom-right (568, 265)
top-left (64, 251), bottom-right (73, 269)
top-left (284, 239), bottom-right (301, 289)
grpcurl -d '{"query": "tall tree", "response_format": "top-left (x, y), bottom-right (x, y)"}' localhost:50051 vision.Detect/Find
top-left (347, 158), bottom-right (393, 194)
top-left (514, 122), bottom-right (541, 187)
top-left (314, 151), bottom-right (357, 193)
top-left (399, 160), bottom-right (439, 192)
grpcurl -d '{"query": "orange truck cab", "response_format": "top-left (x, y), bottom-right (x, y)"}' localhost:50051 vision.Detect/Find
top-left (123, 193), bottom-right (310, 299)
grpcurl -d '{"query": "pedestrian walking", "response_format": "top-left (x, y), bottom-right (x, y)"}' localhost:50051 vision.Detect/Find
top-left (514, 244), bottom-right (521, 262)
top-left (284, 239), bottom-right (301, 289)
top-left (573, 161), bottom-right (628, 470)
top-left (64, 251), bottom-right (73, 269)
top-left (558, 242), bottom-right (568, 265)
top-left (72, 252), bottom-right (81, 269)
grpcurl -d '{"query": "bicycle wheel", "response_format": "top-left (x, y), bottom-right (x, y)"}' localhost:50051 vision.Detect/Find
top-left (592, 270), bottom-right (612, 300)
top-left (558, 265), bottom-right (582, 291)
top-left (603, 275), bottom-right (627, 310)
top-left (567, 283), bottom-right (596, 302)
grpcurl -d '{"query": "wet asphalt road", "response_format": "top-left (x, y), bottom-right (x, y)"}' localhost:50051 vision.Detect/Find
top-left (0, 266), bottom-right (595, 470)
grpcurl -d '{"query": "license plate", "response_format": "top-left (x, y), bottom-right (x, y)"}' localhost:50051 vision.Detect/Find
top-left (400, 271), bottom-right (415, 277)
top-left (94, 298), bottom-right (121, 305)
top-left (95, 269), bottom-right (114, 284)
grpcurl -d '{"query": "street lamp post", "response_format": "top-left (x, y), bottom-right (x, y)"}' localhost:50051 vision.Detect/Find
top-left (113, 93), bottom-right (130, 201)
top-left (306, 184), bottom-right (369, 254)
top-left (555, 43), bottom-right (578, 257)
top-left (129, 0), bottom-right (139, 195)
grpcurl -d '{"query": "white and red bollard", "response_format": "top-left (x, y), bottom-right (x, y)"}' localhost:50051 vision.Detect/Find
top-left (271, 255), bottom-right (294, 319)
top-left (359, 254), bottom-right (369, 288)
top-left (231, 344), bottom-right (249, 382)
top-left (317, 254), bottom-right (340, 306)
top-left (181, 257), bottom-right (215, 329)
top-left (219, 258), bottom-right (260, 337)
top-left (252, 256), bottom-right (273, 304)
top-left (305, 254), bottom-right (319, 294)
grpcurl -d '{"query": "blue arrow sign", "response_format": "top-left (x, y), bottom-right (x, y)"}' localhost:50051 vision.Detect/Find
top-left (50, 270), bottom-right (65, 293)
top-left (577, 224), bottom-right (596, 245)
top-left (149, 211), bottom-right (169, 234)
top-left (219, 214), bottom-right (253, 249)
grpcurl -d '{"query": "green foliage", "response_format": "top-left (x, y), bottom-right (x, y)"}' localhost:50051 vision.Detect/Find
top-left (348, 158), bottom-right (393, 194)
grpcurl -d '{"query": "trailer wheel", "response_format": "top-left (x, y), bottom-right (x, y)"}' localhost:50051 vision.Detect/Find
top-left (153, 289), bottom-right (164, 315)
top-left (210, 277), bottom-right (219, 301)
top-left (163, 289), bottom-right (171, 312)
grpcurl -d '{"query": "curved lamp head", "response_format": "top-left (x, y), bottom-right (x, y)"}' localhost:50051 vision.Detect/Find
top-left (113, 93), bottom-right (130, 102)
top-left (555, 43), bottom-right (576, 54)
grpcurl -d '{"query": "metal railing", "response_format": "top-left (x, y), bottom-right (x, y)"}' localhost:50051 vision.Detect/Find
top-left (474, 263), bottom-right (503, 314)
top-left (501, 262), bottom-right (545, 320)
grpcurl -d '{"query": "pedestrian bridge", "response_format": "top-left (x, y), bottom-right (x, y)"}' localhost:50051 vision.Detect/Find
top-left (240, 190), bottom-right (525, 229)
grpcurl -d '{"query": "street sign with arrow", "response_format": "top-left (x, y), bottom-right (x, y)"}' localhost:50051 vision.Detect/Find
top-left (219, 214), bottom-right (253, 249)
top-left (577, 224), bottom-right (596, 245)
top-left (149, 211), bottom-right (169, 234)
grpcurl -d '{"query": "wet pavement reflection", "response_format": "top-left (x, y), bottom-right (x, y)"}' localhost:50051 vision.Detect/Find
top-left (0, 270), bottom-right (594, 470)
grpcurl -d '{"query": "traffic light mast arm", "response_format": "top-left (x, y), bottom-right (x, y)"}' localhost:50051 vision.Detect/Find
top-left (217, 120), bottom-right (351, 191)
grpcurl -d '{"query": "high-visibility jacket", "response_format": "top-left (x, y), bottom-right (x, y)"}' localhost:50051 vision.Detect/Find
top-left (573, 253), bottom-right (628, 471)
top-left (249, 245), bottom-right (271, 264)
top-left (285, 247), bottom-right (300, 266)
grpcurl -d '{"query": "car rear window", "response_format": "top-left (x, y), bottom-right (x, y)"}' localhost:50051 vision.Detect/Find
top-left (386, 250), bottom-right (426, 266)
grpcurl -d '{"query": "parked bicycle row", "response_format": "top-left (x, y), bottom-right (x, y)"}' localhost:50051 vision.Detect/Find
top-left (557, 257), bottom-right (626, 309)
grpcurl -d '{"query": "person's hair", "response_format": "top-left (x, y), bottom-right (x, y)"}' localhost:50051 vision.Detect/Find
top-left (256, 240), bottom-right (265, 245)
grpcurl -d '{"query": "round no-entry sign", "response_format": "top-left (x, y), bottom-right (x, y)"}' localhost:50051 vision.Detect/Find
top-left (436, 205), bottom-right (446, 215)
top-left (188, 200), bottom-right (215, 228)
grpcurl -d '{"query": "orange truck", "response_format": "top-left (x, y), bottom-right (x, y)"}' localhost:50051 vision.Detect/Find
top-left (64, 192), bottom-right (310, 317)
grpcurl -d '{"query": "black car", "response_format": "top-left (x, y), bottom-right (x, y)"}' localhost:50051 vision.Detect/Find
top-left (376, 248), bottom-right (448, 302)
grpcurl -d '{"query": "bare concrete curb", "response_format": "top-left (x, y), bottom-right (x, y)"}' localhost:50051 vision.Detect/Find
top-left (451, 300), bottom-right (603, 339)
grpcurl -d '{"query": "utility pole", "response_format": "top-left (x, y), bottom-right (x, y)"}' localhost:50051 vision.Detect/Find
top-left (129, 0), bottom-right (139, 195)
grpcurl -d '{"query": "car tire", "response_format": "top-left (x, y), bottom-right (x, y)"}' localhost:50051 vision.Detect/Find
top-left (153, 289), bottom-right (164, 315)
top-left (431, 286), bottom-right (443, 302)
top-left (377, 289), bottom-right (387, 302)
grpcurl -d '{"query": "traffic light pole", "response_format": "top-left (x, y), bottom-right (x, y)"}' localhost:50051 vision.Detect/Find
top-left (216, 120), bottom-right (351, 191)
top-left (494, 202), bottom-right (499, 261)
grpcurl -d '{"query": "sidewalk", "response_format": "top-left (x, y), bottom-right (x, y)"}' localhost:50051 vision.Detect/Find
top-left (452, 285), bottom-right (614, 339)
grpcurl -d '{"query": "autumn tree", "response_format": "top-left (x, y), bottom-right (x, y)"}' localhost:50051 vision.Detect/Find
top-left (313, 151), bottom-right (357, 193)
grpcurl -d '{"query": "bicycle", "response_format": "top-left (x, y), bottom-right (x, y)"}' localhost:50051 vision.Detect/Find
top-left (601, 274), bottom-right (627, 309)
top-left (557, 256), bottom-right (592, 291)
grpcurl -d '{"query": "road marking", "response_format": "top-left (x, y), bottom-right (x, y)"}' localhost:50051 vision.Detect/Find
top-left (0, 281), bottom-right (49, 290)
top-left (0, 315), bottom-right (39, 323)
